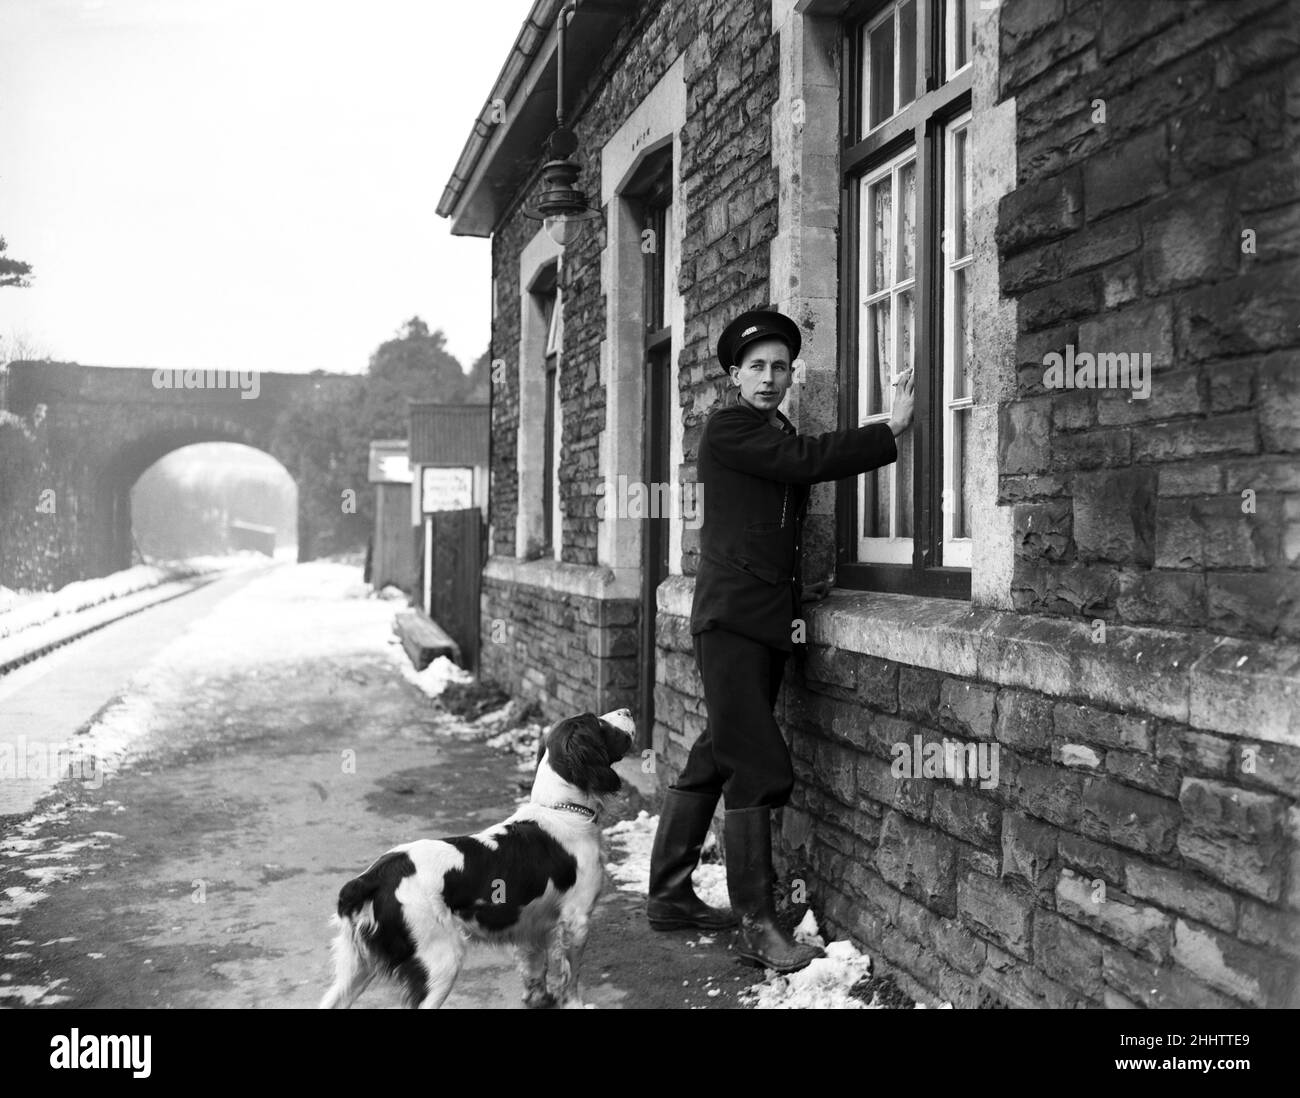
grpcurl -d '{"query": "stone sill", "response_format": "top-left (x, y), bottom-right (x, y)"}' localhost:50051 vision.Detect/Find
top-left (656, 575), bottom-right (1299, 749)
top-left (484, 555), bottom-right (641, 601)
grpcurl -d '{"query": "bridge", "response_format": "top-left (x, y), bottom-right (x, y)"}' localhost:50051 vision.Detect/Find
top-left (1, 361), bottom-right (361, 589)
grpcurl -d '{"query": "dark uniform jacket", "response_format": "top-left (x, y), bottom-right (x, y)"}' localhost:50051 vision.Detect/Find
top-left (690, 394), bottom-right (898, 651)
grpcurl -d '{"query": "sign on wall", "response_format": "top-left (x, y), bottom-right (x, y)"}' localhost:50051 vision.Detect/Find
top-left (421, 466), bottom-right (473, 513)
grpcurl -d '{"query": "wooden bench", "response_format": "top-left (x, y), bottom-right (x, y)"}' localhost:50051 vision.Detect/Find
top-left (394, 610), bottom-right (461, 670)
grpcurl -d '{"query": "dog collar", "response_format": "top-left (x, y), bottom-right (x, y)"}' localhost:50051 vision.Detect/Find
top-left (546, 800), bottom-right (598, 820)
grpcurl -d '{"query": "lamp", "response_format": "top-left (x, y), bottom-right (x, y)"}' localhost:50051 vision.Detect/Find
top-left (522, 2), bottom-right (600, 247)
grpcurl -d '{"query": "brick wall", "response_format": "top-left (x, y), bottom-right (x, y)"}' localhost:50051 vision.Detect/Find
top-left (996, 0), bottom-right (1300, 641)
top-left (782, 643), bottom-right (1299, 1007)
top-left (479, 570), bottom-right (639, 723)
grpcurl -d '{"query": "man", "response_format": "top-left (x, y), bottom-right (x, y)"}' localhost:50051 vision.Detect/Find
top-left (646, 307), bottom-right (914, 973)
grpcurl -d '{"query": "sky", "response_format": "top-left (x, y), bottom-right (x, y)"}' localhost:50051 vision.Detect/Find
top-left (0, 0), bottom-right (535, 375)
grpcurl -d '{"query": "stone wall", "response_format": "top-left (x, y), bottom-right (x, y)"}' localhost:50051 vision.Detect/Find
top-left (0, 399), bottom-right (67, 590)
top-left (649, 0), bottom-right (1299, 1009)
top-left (767, 0), bottom-right (1298, 1008)
top-left (783, 637), bottom-right (1298, 1008)
top-left (479, 562), bottom-right (639, 723)
top-left (482, 0), bottom-right (780, 708)
top-left (0, 362), bottom-right (362, 590)
top-left (996, 0), bottom-right (1300, 641)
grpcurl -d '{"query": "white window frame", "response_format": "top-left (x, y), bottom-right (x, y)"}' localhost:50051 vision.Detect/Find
top-left (860, 0), bottom-right (918, 137)
top-left (857, 144), bottom-right (916, 565)
top-left (545, 287), bottom-right (562, 358)
top-left (942, 111), bottom-right (973, 568)
top-left (945, 0), bottom-right (974, 80)
top-left (515, 228), bottom-right (563, 561)
top-left (545, 285), bottom-right (563, 557)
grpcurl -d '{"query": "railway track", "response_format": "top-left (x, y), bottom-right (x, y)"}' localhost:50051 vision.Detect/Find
top-left (0, 573), bottom-right (224, 678)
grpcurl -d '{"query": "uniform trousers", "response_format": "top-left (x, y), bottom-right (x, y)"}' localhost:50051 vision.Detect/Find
top-left (674, 626), bottom-right (793, 809)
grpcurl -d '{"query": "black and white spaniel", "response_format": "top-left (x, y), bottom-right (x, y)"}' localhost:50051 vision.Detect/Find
top-left (320, 708), bottom-right (634, 1010)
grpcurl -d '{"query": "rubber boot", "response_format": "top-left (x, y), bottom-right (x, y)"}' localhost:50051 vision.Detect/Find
top-left (724, 806), bottom-right (824, 973)
top-left (646, 788), bottom-right (738, 931)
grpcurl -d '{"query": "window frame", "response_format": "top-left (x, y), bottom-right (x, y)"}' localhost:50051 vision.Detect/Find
top-left (836, 0), bottom-right (972, 600)
top-left (534, 270), bottom-right (561, 556)
top-left (941, 109), bottom-right (974, 568)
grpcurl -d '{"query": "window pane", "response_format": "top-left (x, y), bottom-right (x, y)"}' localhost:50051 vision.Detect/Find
top-left (953, 128), bottom-right (969, 258)
top-left (869, 176), bottom-right (892, 294)
top-left (899, 160), bottom-right (916, 280)
top-left (899, 0), bottom-right (917, 109)
top-left (897, 288), bottom-right (914, 380)
top-left (952, 407), bottom-right (971, 539)
top-left (868, 18), bottom-right (894, 129)
top-left (948, 0), bottom-right (973, 74)
top-left (868, 466), bottom-right (890, 538)
top-left (897, 430), bottom-right (914, 538)
top-left (952, 266), bottom-right (970, 399)
top-left (545, 290), bottom-right (561, 356)
top-left (869, 298), bottom-right (892, 415)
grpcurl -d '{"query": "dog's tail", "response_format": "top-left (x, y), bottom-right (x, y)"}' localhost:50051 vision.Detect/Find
top-left (319, 864), bottom-right (391, 1008)
top-left (337, 874), bottom-right (381, 928)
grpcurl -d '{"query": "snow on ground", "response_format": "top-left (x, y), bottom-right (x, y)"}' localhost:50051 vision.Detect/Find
top-left (1, 562), bottom-right (537, 931)
top-left (395, 653), bottom-right (549, 774)
top-left (0, 556), bottom-right (260, 640)
top-left (0, 562), bottom-right (403, 921)
top-left (605, 810), bottom-right (729, 910)
top-left (602, 810), bottom-right (904, 1008)
top-left (399, 654), bottom-right (474, 700)
top-left (601, 811), bottom-right (952, 1008)
top-left (0, 978), bottom-right (70, 1005)
top-left (738, 939), bottom-right (875, 1009)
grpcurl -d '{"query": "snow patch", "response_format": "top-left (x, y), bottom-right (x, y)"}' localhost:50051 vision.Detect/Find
top-left (604, 810), bottom-right (727, 909)
top-left (0, 979), bottom-right (70, 1006)
top-left (397, 654), bottom-right (473, 700)
top-left (740, 939), bottom-right (874, 1009)
top-left (0, 559), bottom-right (246, 641)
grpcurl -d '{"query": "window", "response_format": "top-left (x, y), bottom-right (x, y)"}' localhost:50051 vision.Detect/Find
top-left (860, 0), bottom-right (917, 133)
top-left (944, 0), bottom-right (975, 78)
top-left (942, 112), bottom-right (973, 567)
top-left (543, 288), bottom-right (560, 551)
top-left (620, 146), bottom-right (674, 751)
top-left (839, 0), bottom-right (974, 598)
top-left (640, 178), bottom-right (672, 589)
top-left (533, 267), bottom-right (561, 555)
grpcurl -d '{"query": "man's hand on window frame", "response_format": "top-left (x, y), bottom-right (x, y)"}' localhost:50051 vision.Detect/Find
top-left (888, 367), bottom-right (916, 437)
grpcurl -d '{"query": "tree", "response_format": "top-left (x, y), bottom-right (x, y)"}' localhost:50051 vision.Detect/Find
top-left (1, 328), bottom-right (50, 365)
top-left (0, 237), bottom-right (33, 289)
top-left (461, 347), bottom-right (492, 404)
top-left (362, 317), bottom-right (475, 437)
top-left (269, 317), bottom-right (486, 561)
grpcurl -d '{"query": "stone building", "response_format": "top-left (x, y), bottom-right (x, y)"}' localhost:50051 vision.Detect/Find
top-left (438, 0), bottom-right (1300, 1007)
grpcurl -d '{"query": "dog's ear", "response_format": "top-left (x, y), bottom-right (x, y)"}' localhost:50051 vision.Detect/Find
top-left (546, 714), bottom-right (622, 795)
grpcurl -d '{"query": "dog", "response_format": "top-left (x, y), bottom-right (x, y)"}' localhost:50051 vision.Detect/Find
top-left (320, 708), bottom-right (634, 1009)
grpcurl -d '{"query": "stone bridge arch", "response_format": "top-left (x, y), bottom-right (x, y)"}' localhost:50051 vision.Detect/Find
top-left (2, 362), bottom-right (360, 586)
